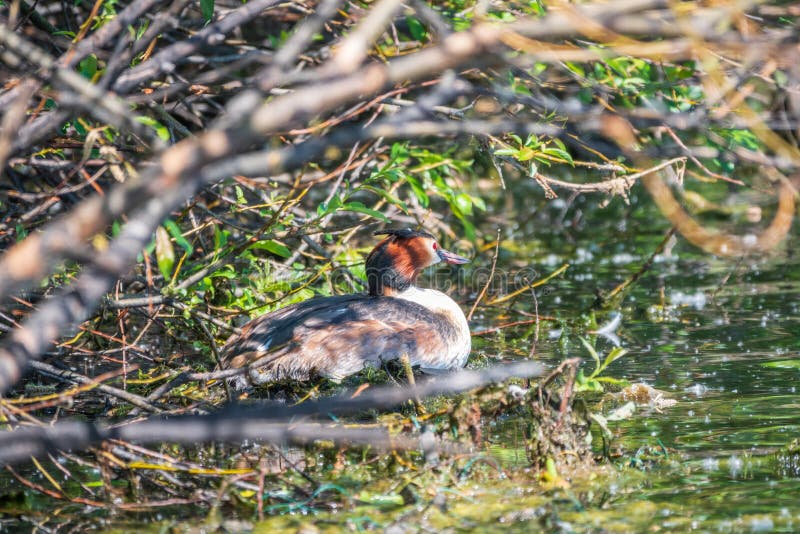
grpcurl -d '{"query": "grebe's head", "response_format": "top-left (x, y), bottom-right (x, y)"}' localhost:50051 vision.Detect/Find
top-left (365, 228), bottom-right (470, 296)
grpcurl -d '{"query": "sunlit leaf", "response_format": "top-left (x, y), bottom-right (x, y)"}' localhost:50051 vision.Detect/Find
top-left (163, 219), bottom-right (192, 255)
top-left (135, 116), bottom-right (170, 141)
top-left (155, 226), bottom-right (175, 280)
top-left (762, 359), bottom-right (800, 370)
top-left (405, 16), bottom-right (427, 41)
top-left (601, 346), bottom-right (628, 370)
top-left (406, 176), bottom-right (429, 208)
top-left (543, 147), bottom-right (574, 166)
top-left (343, 201), bottom-right (389, 222)
top-left (454, 193), bottom-right (473, 215)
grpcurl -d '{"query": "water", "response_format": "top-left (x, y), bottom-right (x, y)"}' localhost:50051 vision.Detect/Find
top-left (1, 184), bottom-right (798, 531)
top-left (465, 188), bottom-right (800, 532)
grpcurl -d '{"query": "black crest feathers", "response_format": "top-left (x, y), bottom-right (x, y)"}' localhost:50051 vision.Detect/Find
top-left (373, 228), bottom-right (434, 240)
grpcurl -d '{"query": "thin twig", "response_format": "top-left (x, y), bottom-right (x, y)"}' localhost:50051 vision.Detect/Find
top-left (467, 228), bottom-right (501, 321)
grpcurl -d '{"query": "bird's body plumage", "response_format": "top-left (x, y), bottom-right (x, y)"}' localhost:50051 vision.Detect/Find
top-left (221, 229), bottom-right (471, 389)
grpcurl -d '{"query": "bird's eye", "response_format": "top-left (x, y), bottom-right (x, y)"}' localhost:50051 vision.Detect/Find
top-left (432, 242), bottom-right (438, 251)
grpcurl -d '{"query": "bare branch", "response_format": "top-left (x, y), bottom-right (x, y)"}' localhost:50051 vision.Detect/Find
top-left (0, 360), bottom-right (544, 465)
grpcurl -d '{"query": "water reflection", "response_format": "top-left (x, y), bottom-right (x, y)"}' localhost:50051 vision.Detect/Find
top-left (481, 192), bottom-right (800, 530)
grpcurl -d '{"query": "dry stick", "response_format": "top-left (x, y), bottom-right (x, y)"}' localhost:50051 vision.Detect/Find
top-left (527, 279), bottom-right (540, 359)
top-left (471, 317), bottom-right (557, 337)
top-left (487, 263), bottom-right (569, 306)
top-left (222, 360), bottom-right (545, 417)
top-left (6, 465), bottom-right (105, 508)
top-left (410, 0), bottom-right (453, 38)
top-left (329, 0), bottom-right (405, 73)
top-left (4, 365), bottom-right (132, 413)
top-left (601, 226), bottom-right (678, 305)
top-left (8, 463), bottom-right (202, 510)
top-left (27, 360), bottom-right (163, 413)
top-left (537, 157), bottom-right (687, 194)
top-left (656, 126), bottom-right (745, 186)
top-left (99, 0), bottom-right (194, 89)
top-left (8, 110), bottom-right (70, 157)
top-left (556, 361), bottom-right (578, 427)
top-left (499, 155), bottom-right (688, 196)
top-left (257, 0), bottom-right (342, 89)
top-left (0, 79), bottom-right (37, 173)
top-left (467, 228), bottom-right (501, 321)
top-left (196, 319), bottom-right (231, 402)
top-left (0, 25), bottom-right (163, 145)
top-left (112, 0), bottom-right (285, 93)
top-left (0, 0), bottom-right (164, 109)
top-left (0, 360), bottom-right (544, 465)
top-left (283, 141), bottom-right (362, 266)
top-left (60, 0), bottom-right (167, 68)
top-left (536, 357), bottom-right (580, 414)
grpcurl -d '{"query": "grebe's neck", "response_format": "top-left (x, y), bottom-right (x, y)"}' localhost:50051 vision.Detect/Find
top-left (394, 286), bottom-right (467, 327)
top-left (365, 237), bottom-right (430, 296)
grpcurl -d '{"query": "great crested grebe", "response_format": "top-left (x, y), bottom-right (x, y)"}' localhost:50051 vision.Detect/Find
top-left (221, 229), bottom-right (471, 389)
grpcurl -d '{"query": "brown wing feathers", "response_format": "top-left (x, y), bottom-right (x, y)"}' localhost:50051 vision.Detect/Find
top-left (221, 295), bottom-right (456, 386)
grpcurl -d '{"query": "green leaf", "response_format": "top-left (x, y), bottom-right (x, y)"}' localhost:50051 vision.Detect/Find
top-left (359, 185), bottom-right (408, 212)
top-left (390, 142), bottom-right (409, 162)
top-left (471, 195), bottom-right (486, 211)
top-left (73, 120), bottom-right (87, 137)
top-left (405, 16), bottom-right (427, 41)
top-left (579, 336), bottom-right (601, 372)
top-left (355, 491), bottom-right (404, 506)
top-left (249, 240), bottom-right (291, 258)
top-left (405, 176), bottom-right (429, 208)
top-left (762, 359), bottom-right (800, 370)
top-left (574, 369), bottom-right (604, 392)
top-left (79, 54), bottom-right (98, 79)
top-left (162, 219), bottom-right (192, 255)
top-left (543, 147), bottom-right (574, 165)
top-left (601, 346), bottom-right (628, 370)
top-left (155, 226), bottom-right (175, 280)
top-left (564, 62), bottom-right (585, 77)
top-left (516, 146), bottom-right (536, 162)
top-left (453, 193), bottom-right (473, 216)
top-left (213, 225), bottom-right (229, 250)
top-left (135, 116), bottom-right (170, 141)
top-left (343, 201), bottom-right (389, 222)
top-left (200, 0), bottom-right (214, 22)
top-left (234, 185), bottom-right (246, 205)
top-left (15, 224), bottom-right (28, 241)
top-left (317, 194), bottom-right (342, 216)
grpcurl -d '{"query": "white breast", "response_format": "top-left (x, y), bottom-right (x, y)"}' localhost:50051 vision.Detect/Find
top-left (395, 286), bottom-right (472, 370)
